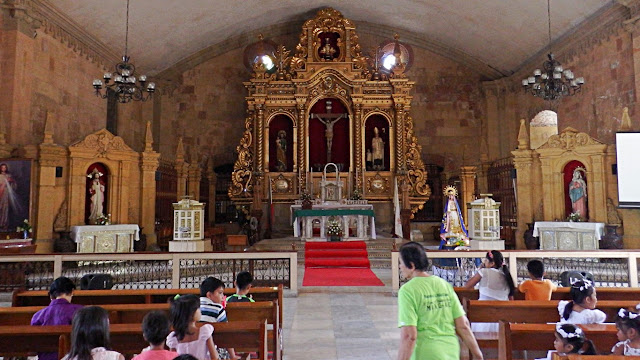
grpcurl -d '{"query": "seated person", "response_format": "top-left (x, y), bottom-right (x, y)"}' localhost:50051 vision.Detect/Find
top-left (227, 271), bottom-right (255, 303)
top-left (199, 277), bottom-right (239, 359)
top-left (31, 276), bottom-right (84, 360)
top-left (519, 259), bottom-right (557, 300)
top-left (132, 311), bottom-right (178, 360)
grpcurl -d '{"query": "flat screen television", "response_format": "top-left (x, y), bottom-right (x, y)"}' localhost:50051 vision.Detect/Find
top-left (616, 132), bottom-right (640, 208)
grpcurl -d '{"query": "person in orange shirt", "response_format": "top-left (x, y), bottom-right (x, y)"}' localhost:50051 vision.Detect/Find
top-left (518, 259), bottom-right (558, 300)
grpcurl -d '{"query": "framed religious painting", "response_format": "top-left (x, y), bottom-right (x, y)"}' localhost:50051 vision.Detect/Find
top-left (0, 159), bottom-right (32, 236)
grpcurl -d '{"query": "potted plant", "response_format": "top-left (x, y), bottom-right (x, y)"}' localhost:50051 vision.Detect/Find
top-left (350, 189), bottom-right (363, 200)
top-left (16, 219), bottom-right (32, 239)
top-left (301, 191), bottom-right (313, 210)
top-left (327, 219), bottom-right (343, 242)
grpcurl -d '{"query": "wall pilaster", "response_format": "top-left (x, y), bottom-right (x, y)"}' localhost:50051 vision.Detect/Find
top-left (459, 166), bottom-right (477, 221)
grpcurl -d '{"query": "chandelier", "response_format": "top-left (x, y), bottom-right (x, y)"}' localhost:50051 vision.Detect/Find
top-left (92, 0), bottom-right (155, 103)
top-left (522, 0), bottom-right (584, 101)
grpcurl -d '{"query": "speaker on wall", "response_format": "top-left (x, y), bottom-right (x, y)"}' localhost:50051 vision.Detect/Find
top-left (55, 167), bottom-right (63, 178)
top-left (612, 164), bottom-right (617, 175)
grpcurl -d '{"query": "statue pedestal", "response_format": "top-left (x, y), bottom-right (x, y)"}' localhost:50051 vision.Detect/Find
top-left (470, 239), bottom-right (505, 251)
top-left (169, 240), bottom-right (212, 252)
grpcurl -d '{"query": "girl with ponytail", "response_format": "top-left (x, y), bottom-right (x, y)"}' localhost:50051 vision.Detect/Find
top-left (464, 250), bottom-right (516, 332)
top-left (558, 279), bottom-right (606, 324)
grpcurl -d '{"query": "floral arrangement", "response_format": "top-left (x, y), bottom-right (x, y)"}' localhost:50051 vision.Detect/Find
top-left (16, 219), bottom-right (32, 233)
top-left (446, 237), bottom-right (468, 247)
top-left (566, 212), bottom-right (583, 222)
top-left (350, 189), bottom-right (363, 200)
top-left (96, 214), bottom-right (111, 225)
top-left (326, 219), bottom-right (343, 237)
top-left (300, 190), bottom-right (313, 202)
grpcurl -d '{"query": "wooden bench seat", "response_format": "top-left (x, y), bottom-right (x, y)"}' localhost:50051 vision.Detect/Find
top-left (12, 284), bottom-right (284, 332)
top-left (464, 299), bottom-right (639, 324)
top-left (0, 321), bottom-right (268, 360)
top-left (499, 322), bottom-right (618, 360)
top-left (0, 301), bottom-right (281, 359)
top-left (455, 286), bottom-right (640, 301)
top-left (552, 355), bottom-right (640, 360)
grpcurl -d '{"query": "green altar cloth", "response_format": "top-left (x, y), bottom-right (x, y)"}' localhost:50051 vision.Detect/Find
top-left (293, 209), bottom-right (375, 219)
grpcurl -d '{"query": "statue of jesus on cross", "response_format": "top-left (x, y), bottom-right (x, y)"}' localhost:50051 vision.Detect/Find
top-left (311, 100), bottom-right (348, 163)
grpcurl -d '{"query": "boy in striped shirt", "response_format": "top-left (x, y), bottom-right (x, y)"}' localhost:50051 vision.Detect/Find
top-left (199, 277), bottom-right (239, 359)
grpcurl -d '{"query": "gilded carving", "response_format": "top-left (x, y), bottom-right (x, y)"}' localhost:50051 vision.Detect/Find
top-left (405, 115), bottom-right (431, 199)
top-left (270, 174), bottom-right (293, 194)
top-left (367, 173), bottom-right (389, 194)
top-left (229, 115), bottom-right (254, 198)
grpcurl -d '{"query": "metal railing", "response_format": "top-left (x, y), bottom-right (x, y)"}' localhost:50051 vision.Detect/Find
top-left (391, 250), bottom-right (640, 294)
top-left (0, 251), bottom-right (297, 294)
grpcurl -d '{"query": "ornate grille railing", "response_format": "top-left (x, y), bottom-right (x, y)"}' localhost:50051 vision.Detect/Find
top-left (391, 250), bottom-right (640, 294)
top-left (0, 252), bottom-right (297, 293)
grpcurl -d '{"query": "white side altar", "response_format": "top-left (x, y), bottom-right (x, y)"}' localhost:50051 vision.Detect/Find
top-left (291, 163), bottom-right (376, 241)
top-left (533, 221), bottom-right (605, 250)
top-left (71, 224), bottom-right (140, 253)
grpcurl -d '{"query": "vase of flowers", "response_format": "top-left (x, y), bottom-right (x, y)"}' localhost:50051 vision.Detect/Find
top-left (327, 219), bottom-right (343, 242)
top-left (566, 212), bottom-right (583, 222)
top-left (16, 219), bottom-right (32, 239)
top-left (96, 214), bottom-right (111, 225)
top-left (301, 191), bottom-right (313, 210)
top-left (350, 189), bottom-right (363, 200)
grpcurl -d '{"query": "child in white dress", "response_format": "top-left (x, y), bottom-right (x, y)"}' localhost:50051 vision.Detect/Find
top-left (167, 294), bottom-right (219, 360)
top-left (464, 250), bottom-right (516, 332)
top-left (62, 306), bottom-right (124, 360)
top-left (538, 323), bottom-right (597, 360)
top-left (558, 279), bottom-right (606, 324)
top-left (612, 308), bottom-right (640, 356)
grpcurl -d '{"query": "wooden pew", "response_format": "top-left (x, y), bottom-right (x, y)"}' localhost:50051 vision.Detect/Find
top-left (0, 301), bottom-right (281, 359)
top-left (464, 299), bottom-right (640, 324)
top-left (455, 286), bottom-right (640, 301)
top-left (227, 301), bottom-right (281, 360)
top-left (0, 321), bottom-right (268, 360)
top-left (498, 322), bottom-right (618, 360)
top-left (12, 284), bottom-right (284, 328)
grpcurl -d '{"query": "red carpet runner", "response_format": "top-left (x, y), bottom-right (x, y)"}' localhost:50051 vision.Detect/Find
top-left (303, 241), bottom-right (384, 286)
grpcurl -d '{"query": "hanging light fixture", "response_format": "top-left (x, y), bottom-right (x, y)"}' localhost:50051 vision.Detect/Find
top-left (92, 0), bottom-right (155, 103)
top-left (522, 0), bottom-right (584, 101)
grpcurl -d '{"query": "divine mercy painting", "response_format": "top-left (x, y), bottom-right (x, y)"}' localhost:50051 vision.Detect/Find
top-left (0, 160), bottom-right (31, 233)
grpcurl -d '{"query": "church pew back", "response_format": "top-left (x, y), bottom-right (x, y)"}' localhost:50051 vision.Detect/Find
top-left (464, 299), bottom-right (638, 324)
top-left (455, 286), bottom-right (640, 301)
top-left (12, 284), bottom-right (284, 327)
top-left (498, 322), bottom-right (618, 360)
top-left (0, 321), bottom-right (268, 360)
top-left (552, 355), bottom-right (640, 360)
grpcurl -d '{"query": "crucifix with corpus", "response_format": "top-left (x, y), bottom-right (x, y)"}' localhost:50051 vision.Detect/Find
top-left (311, 100), bottom-right (349, 163)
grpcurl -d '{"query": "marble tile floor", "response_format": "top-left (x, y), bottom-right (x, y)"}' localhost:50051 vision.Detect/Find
top-left (282, 265), bottom-right (400, 360)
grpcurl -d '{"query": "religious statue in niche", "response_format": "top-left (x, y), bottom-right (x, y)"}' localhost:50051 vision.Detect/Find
top-left (276, 130), bottom-right (287, 172)
top-left (88, 169), bottom-right (106, 224)
top-left (569, 167), bottom-right (587, 219)
top-left (370, 127), bottom-right (385, 170)
top-left (439, 186), bottom-right (469, 247)
top-left (311, 99), bottom-right (347, 163)
top-left (319, 37), bottom-right (337, 60)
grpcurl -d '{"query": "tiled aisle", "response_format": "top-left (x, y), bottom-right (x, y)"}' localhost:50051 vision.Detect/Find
top-left (282, 267), bottom-right (400, 360)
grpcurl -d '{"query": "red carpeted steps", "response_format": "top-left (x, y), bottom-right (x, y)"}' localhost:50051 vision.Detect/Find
top-left (304, 241), bottom-right (370, 268)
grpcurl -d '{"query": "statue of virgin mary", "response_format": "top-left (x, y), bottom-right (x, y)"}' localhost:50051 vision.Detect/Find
top-left (439, 186), bottom-right (468, 248)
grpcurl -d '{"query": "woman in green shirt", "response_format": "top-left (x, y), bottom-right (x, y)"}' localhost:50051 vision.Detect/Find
top-left (397, 242), bottom-right (483, 360)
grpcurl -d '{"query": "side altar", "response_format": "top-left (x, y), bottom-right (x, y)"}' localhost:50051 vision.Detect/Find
top-left (533, 221), bottom-right (604, 250)
top-left (71, 224), bottom-right (140, 253)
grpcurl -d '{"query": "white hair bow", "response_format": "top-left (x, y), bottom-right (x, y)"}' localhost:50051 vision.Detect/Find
top-left (556, 323), bottom-right (583, 339)
top-left (618, 308), bottom-right (640, 319)
top-left (570, 278), bottom-right (592, 291)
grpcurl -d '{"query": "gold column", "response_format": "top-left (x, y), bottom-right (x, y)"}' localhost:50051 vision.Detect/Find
top-left (459, 166), bottom-right (477, 223)
top-left (256, 104), bottom-right (265, 175)
top-left (297, 101), bottom-right (306, 190)
top-left (354, 104), bottom-right (362, 190)
top-left (139, 121), bottom-right (160, 248)
top-left (394, 103), bottom-right (405, 171)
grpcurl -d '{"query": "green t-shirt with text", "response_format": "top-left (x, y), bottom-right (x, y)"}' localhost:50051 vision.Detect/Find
top-left (397, 275), bottom-right (465, 360)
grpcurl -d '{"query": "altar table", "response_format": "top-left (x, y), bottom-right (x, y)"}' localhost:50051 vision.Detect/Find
top-left (533, 221), bottom-right (604, 250)
top-left (291, 204), bottom-right (376, 241)
top-left (70, 224), bottom-right (140, 253)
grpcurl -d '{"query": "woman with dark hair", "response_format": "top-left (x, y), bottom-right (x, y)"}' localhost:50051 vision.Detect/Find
top-left (62, 306), bottom-right (124, 360)
top-left (167, 294), bottom-right (218, 360)
top-left (464, 250), bottom-right (516, 332)
top-left (397, 242), bottom-right (483, 360)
